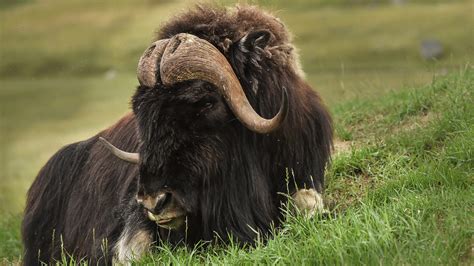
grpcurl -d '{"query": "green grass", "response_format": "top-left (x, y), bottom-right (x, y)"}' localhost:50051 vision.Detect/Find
top-left (1, 0), bottom-right (473, 264)
top-left (0, 214), bottom-right (22, 263)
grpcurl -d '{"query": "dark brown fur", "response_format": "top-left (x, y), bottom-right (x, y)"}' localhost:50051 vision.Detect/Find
top-left (22, 5), bottom-right (333, 265)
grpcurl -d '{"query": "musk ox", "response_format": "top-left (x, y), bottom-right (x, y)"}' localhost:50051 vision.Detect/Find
top-left (22, 4), bottom-right (333, 264)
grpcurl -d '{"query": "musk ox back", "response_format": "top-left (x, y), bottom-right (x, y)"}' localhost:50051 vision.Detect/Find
top-left (22, 5), bottom-right (332, 264)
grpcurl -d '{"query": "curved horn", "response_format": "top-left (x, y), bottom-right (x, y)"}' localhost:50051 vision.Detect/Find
top-left (137, 39), bottom-right (170, 87)
top-left (99, 137), bottom-right (139, 164)
top-left (159, 33), bottom-right (288, 134)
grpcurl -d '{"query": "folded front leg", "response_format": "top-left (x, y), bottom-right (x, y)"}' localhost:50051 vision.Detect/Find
top-left (292, 188), bottom-right (324, 217)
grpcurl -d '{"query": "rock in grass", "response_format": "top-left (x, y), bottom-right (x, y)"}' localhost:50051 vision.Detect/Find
top-left (420, 39), bottom-right (444, 60)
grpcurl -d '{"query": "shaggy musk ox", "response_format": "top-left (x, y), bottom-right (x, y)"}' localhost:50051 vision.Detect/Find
top-left (22, 4), bottom-right (333, 264)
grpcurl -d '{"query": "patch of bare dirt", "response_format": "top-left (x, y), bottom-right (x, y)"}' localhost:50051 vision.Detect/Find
top-left (325, 172), bottom-right (376, 212)
top-left (460, 236), bottom-right (474, 264)
top-left (333, 139), bottom-right (352, 154)
top-left (393, 111), bottom-right (438, 134)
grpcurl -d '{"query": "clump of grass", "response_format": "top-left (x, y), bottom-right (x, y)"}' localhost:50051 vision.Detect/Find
top-left (0, 214), bottom-right (22, 263)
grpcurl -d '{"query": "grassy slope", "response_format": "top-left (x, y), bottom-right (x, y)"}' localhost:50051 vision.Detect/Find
top-left (2, 66), bottom-right (471, 264)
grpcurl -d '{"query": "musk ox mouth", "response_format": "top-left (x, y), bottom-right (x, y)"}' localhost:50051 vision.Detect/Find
top-left (147, 210), bottom-right (185, 229)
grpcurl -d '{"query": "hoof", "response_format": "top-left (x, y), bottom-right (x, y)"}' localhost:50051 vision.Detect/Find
top-left (292, 188), bottom-right (324, 217)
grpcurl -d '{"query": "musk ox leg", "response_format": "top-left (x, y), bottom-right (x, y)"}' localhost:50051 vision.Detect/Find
top-left (292, 188), bottom-right (324, 217)
top-left (114, 204), bottom-right (155, 264)
top-left (114, 227), bottom-right (153, 264)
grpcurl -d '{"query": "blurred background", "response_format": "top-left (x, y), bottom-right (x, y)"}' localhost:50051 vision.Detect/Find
top-left (0, 0), bottom-right (472, 215)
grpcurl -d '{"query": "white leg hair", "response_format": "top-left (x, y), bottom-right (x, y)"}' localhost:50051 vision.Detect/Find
top-left (114, 228), bottom-right (152, 265)
top-left (292, 188), bottom-right (324, 217)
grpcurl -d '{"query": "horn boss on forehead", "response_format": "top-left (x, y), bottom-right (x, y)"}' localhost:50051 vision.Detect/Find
top-left (138, 33), bottom-right (288, 134)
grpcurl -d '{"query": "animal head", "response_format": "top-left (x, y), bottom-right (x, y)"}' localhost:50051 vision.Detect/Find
top-left (100, 5), bottom-right (321, 241)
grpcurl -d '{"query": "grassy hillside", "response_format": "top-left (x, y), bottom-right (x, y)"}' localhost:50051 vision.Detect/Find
top-left (0, 0), bottom-right (473, 263)
top-left (1, 67), bottom-right (472, 264)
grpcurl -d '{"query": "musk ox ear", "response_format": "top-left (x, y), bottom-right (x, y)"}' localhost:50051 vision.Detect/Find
top-left (239, 30), bottom-right (273, 56)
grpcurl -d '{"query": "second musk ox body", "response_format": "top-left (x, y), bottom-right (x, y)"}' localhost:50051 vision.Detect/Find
top-left (22, 5), bottom-right (333, 264)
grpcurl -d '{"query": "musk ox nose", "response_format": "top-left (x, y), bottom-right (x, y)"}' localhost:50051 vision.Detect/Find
top-left (153, 192), bottom-right (172, 213)
top-left (137, 192), bottom-right (172, 214)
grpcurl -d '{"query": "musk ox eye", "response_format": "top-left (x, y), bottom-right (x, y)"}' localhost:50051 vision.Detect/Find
top-left (195, 98), bottom-right (215, 113)
top-left (197, 102), bottom-right (214, 115)
top-left (203, 102), bottom-right (213, 109)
